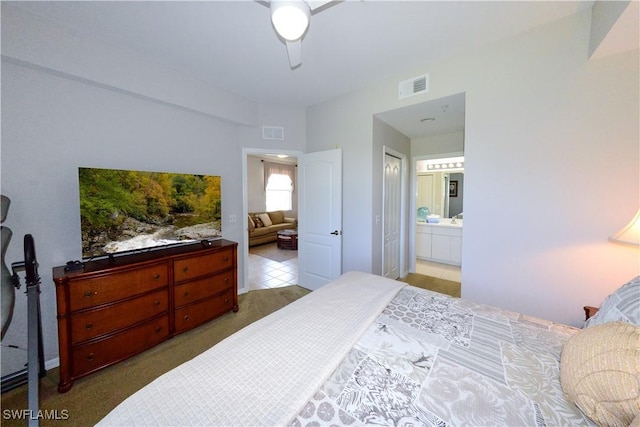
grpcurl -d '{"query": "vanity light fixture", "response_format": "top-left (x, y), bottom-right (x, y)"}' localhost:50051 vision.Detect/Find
top-left (609, 209), bottom-right (640, 246)
top-left (422, 157), bottom-right (465, 172)
top-left (276, 154), bottom-right (289, 159)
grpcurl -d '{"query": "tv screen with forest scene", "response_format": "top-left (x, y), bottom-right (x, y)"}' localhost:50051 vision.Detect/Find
top-left (78, 167), bottom-right (222, 259)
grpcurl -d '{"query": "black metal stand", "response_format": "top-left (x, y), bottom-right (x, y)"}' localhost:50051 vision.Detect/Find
top-left (4, 235), bottom-right (45, 427)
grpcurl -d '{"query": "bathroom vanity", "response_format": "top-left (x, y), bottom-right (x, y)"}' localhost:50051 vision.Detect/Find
top-left (416, 219), bottom-right (462, 266)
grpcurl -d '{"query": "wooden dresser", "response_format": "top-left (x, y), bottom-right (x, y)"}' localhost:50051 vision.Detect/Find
top-left (53, 239), bottom-right (237, 393)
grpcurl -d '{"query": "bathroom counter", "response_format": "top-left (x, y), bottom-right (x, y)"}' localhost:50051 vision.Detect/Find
top-left (417, 218), bottom-right (462, 228)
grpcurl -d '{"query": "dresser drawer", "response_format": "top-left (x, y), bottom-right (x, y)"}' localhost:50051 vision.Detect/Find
top-left (174, 288), bottom-right (234, 334)
top-left (72, 315), bottom-right (169, 378)
top-left (70, 289), bottom-right (169, 345)
top-left (173, 248), bottom-right (234, 283)
top-left (54, 240), bottom-right (238, 392)
top-left (173, 270), bottom-right (234, 308)
top-left (69, 263), bottom-right (168, 311)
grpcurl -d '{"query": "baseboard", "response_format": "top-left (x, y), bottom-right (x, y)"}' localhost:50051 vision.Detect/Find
top-left (1, 357), bottom-right (60, 393)
top-left (45, 357), bottom-right (60, 370)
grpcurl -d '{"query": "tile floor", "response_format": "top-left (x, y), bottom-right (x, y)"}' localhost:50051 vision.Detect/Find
top-left (415, 259), bottom-right (461, 282)
top-left (248, 253), bottom-right (460, 290)
top-left (248, 251), bottom-right (298, 290)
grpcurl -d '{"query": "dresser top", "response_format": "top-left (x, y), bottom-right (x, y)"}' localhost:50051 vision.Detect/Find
top-left (53, 239), bottom-right (237, 280)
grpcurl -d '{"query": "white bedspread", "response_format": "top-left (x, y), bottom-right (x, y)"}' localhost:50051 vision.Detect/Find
top-left (98, 271), bottom-right (405, 426)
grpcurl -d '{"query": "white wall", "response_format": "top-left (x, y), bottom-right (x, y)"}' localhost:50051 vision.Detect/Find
top-left (307, 10), bottom-right (639, 327)
top-left (307, 90), bottom-right (384, 273)
top-left (1, 5), bottom-right (258, 127)
top-left (371, 117), bottom-right (411, 276)
top-left (1, 7), bottom-right (306, 375)
top-left (412, 131), bottom-right (465, 157)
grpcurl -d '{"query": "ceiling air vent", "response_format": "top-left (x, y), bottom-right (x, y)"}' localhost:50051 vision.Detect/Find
top-left (262, 126), bottom-right (285, 140)
top-left (398, 74), bottom-right (429, 99)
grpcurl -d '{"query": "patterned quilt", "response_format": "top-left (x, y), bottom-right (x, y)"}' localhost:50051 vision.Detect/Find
top-left (98, 273), bottom-right (593, 427)
top-left (289, 285), bottom-right (595, 427)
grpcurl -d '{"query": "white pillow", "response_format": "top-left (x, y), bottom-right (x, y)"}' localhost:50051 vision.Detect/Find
top-left (585, 276), bottom-right (640, 327)
top-left (560, 322), bottom-right (640, 427)
top-left (257, 213), bottom-right (272, 227)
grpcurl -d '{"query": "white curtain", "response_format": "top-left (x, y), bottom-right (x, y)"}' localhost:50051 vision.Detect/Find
top-left (263, 161), bottom-right (296, 191)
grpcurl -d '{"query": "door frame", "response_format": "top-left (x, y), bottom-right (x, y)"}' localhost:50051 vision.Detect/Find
top-left (241, 147), bottom-right (303, 294)
top-left (409, 151), bottom-right (463, 273)
top-left (382, 146), bottom-right (408, 279)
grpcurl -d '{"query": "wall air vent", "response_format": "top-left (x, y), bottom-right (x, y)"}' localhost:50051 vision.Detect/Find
top-left (262, 126), bottom-right (285, 140)
top-left (398, 74), bottom-right (429, 99)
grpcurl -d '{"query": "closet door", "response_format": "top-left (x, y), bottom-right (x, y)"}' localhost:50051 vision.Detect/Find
top-left (383, 153), bottom-right (401, 279)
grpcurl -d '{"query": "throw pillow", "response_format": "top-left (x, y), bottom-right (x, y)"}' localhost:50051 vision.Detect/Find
top-left (560, 321), bottom-right (640, 427)
top-left (258, 213), bottom-right (272, 227)
top-left (248, 215), bottom-right (255, 229)
top-left (585, 276), bottom-right (640, 327)
top-left (252, 215), bottom-right (264, 228)
top-left (269, 210), bottom-right (285, 225)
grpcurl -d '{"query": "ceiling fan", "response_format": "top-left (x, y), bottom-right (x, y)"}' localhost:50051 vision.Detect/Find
top-left (259, 0), bottom-right (339, 69)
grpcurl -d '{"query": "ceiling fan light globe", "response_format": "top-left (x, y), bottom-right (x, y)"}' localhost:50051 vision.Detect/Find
top-left (271, 1), bottom-right (310, 41)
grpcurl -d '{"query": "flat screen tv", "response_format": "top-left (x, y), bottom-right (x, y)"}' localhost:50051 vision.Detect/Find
top-left (78, 167), bottom-right (222, 259)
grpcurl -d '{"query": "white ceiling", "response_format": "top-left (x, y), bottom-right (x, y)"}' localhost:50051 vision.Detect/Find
top-left (376, 92), bottom-right (466, 139)
top-left (11, 0), bottom-right (596, 110)
top-left (10, 1), bottom-right (638, 139)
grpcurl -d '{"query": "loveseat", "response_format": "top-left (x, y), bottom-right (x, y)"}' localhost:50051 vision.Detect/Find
top-left (248, 210), bottom-right (297, 247)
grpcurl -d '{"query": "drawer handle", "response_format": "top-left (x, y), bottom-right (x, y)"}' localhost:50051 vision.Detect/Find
top-left (184, 315), bottom-right (190, 322)
top-left (155, 326), bottom-right (162, 333)
top-left (224, 277), bottom-right (229, 283)
top-left (153, 274), bottom-right (161, 280)
top-left (224, 298), bottom-right (229, 303)
top-left (182, 267), bottom-right (189, 273)
top-left (183, 292), bottom-right (189, 297)
top-left (87, 353), bottom-right (94, 362)
top-left (86, 323), bottom-right (93, 330)
top-left (223, 257), bottom-right (229, 262)
top-left (154, 300), bottom-right (160, 306)
top-left (84, 290), bottom-right (97, 298)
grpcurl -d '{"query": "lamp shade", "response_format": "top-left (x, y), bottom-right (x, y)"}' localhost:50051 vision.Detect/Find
top-left (610, 209), bottom-right (640, 246)
top-left (271, 1), bottom-right (310, 41)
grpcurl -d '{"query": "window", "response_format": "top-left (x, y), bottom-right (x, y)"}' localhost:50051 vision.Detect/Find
top-left (266, 173), bottom-right (293, 211)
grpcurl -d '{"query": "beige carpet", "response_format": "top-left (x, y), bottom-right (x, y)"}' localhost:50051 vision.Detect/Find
top-left (249, 242), bottom-right (298, 262)
top-left (399, 273), bottom-right (461, 297)
top-left (0, 285), bottom-right (310, 427)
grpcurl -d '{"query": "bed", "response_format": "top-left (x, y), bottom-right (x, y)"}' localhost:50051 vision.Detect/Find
top-left (98, 272), bottom-right (639, 426)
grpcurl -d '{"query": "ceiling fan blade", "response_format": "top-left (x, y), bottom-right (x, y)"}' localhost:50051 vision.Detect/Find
top-left (259, 0), bottom-right (335, 11)
top-left (286, 40), bottom-right (302, 68)
top-left (305, 0), bottom-right (336, 12)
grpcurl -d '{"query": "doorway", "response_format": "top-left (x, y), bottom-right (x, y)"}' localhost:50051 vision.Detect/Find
top-left (242, 148), bottom-right (302, 293)
top-left (414, 154), bottom-right (464, 282)
top-left (375, 92), bottom-right (466, 277)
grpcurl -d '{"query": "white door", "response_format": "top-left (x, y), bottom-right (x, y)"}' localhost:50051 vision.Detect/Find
top-left (383, 153), bottom-right (401, 279)
top-left (298, 149), bottom-right (342, 290)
